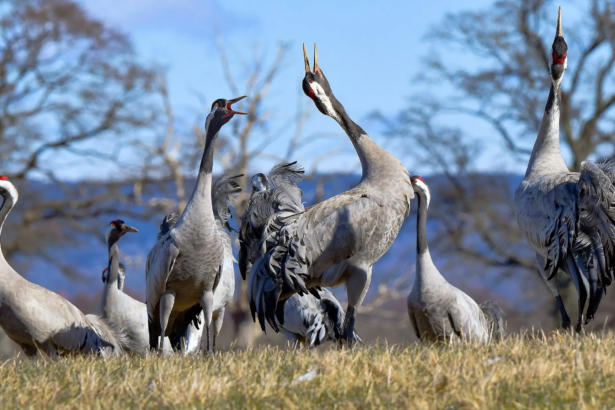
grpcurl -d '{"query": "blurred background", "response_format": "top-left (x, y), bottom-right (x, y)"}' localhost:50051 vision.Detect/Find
top-left (1, 0), bottom-right (614, 356)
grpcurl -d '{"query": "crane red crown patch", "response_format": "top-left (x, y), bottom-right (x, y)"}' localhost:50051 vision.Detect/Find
top-left (0, 176), bottom-right (8, 180)
top-left (552, 51), bottom-right (566, 65)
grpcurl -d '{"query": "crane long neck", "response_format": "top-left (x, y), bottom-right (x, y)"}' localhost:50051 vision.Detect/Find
top-left (414, 190), bottom-right (444, 286)
top-left (0, 191), bottom-right (16, 262)
top-left (525, 81), bottom-right (568, 177)
top-left (107, 231), bottom-right (121, 286)
top-left (178, 117), bottom-right (222, 227)
top-left (416, 192), bottom-right (429, 256)
top-left (329, 95), bottom-right (388, 180)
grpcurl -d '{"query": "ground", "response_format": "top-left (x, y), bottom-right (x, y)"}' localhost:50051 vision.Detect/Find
top-left (0, 331), bottom-right (613, 409)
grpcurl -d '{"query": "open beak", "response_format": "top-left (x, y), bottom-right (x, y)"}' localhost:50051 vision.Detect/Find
top-left (226, 95), bottom-right (248, 115)
top-left (124, 225), bottom-right (139, 233)
top-left (303, 43), bottom-right (322, 74)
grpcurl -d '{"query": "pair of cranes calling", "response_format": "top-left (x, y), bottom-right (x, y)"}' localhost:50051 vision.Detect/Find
top-left (0, 7), bottom-right (613, 357)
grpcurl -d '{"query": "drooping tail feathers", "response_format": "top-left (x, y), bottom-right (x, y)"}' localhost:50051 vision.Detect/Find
top-left (84, 314), bottom-right (132, 357)
top-left (479, 300), bottom-right (505, 342)
top-left (212, 174), bottom-right (243, 231)
top-left (248, 223), bottom-right (312, 332)
top-left (578, 160), bottom-right (615, 289)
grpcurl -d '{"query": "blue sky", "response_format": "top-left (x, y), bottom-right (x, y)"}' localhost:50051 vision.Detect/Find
top-left (77, 0), bottom-right (520, 178)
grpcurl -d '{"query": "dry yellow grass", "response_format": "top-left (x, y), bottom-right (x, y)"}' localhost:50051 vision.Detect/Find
top-left (1, 331), bottom-right (614, 409)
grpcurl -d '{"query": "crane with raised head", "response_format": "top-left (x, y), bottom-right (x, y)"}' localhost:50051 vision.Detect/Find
top-left (239, 165), bottom-right (359, 347)
top-left (514, 8), bottom-right (615, 331)
top-left (247, 46), bottom-right (414, 344)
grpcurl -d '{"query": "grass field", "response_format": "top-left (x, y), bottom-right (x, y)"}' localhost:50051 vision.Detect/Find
top-left (0, 331), bottom-right (614, 409)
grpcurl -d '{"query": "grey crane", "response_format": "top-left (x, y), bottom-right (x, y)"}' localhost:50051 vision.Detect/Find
top-left (514, 8), bottom-right (615, 331)
top-left (239, 165), bottom-right (360, 347)
top-left (0, 176), bottom-right (127, 358)
top-left (146, 96), bottom-right (245, 353)
top-left (407, 176), bottom-right (504, 343)
top-left (99, 220), bottom-right (188, 355)
top-left (247, 46), bottom-right (414, 344)
top-left (161, 174), bottom-right (242, 352)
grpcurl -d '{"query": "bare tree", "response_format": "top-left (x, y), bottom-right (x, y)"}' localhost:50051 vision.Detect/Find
top-left (0, 0), bottom-right (160, 277)
top-left (378, 0), bottom-right (615, 327)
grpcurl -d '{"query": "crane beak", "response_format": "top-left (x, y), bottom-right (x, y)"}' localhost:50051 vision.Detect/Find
top-left (303, 43), bottom-right (322, 75)
top-left (313, 44), bottom-right (322, 75)
top-left (226, 95), bottom-right (248, 115)
top-left (124, 225), bottom-right (139, 233)
top-left (556, 6), bottom-right (563, 38)
top-left (303, 43), bottom-right (311, 73)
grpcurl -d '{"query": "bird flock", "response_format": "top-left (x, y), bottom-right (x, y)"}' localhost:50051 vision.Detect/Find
top-left (0, 7), bottom-right (614, 358)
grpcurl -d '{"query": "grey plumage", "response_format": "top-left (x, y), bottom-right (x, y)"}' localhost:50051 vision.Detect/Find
top-left (102, 263), bottom-right (125, 290)
top-left (238, 162), bottom-right (305, 281)
top-left (145, 97), bottom-right (245, 353)
top-left (407, 176), bottom-right (504, 343)
top-left (98, 221), bottom-right (178, 356)
top-left (0, 178), bottom-right (126, 358)
top-left (159, 174), bottom-right (241, 352)
top-left (514, 9), bottom-right (615, 330)
top-left (244, 46), bottom-right (414, 343)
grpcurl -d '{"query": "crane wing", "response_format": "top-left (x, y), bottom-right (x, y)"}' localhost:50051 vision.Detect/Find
top-left (145, 234), bottom-right (179, 326)
top-left (578, 160), bottom-right (615, 287)
top-left (249, 189), bottom-right (381, 332)
top-left (515, 172), bottom-right (580, 279)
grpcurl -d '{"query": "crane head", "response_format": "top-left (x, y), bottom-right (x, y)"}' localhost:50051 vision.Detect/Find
top-left (206, 96), bottom-right (247, 129)
top-left (109, 219), bottom-right (139, 235)
top-left (0, 175), bottom-right (18, 204)
top-left (251, 173), bottom-right (269, 193)
top-left (302, 44), bottom-right (338, 117)
top-left (550, 7), bottom-right (567, 81)
top-left (410, 175), bottom-right (431, 208)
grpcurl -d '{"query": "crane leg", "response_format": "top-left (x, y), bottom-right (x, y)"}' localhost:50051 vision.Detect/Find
top-left (536, 253), bottom-right (571, 329)
top-left (200, 291), bottom-right (214, 354)
top-left (18, 343), bottom-right (38, 358)
top-left (212, 308), bottom-right (225, 353)
top-left (340, 264), bottom-right (371, 346)
top-left (159, 290), bottom-right (176, 353)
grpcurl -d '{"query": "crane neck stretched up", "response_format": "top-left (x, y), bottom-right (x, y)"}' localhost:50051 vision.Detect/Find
top-left (525, 82), bottom-right (568, 177)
